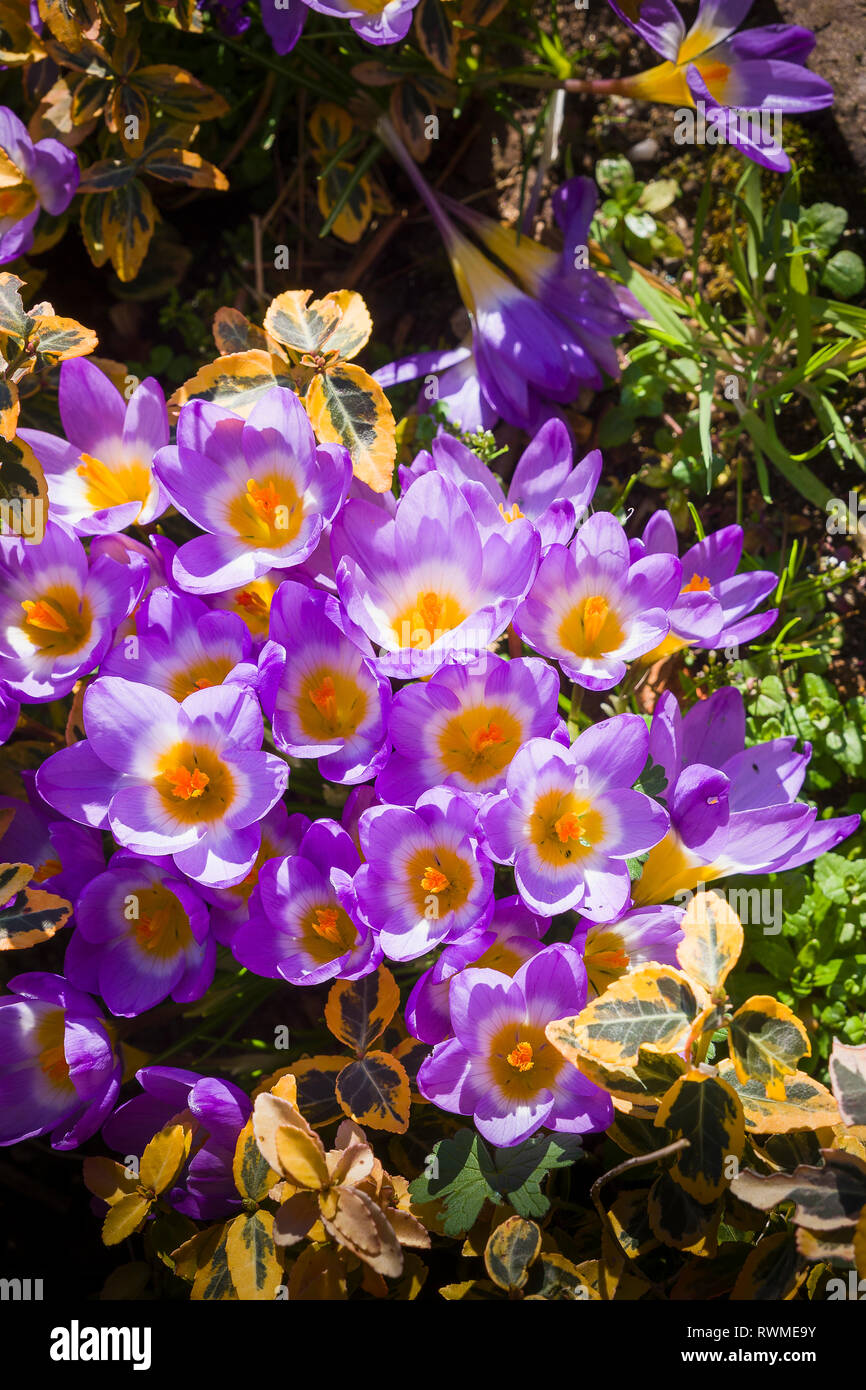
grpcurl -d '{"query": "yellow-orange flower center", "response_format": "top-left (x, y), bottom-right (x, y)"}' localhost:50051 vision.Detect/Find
top-left (300, 902), bottom-right (358, 963)
top-left (437, 704), bottom-right (522, 785)
top-left (392, 589), bottom-right (467, 650)
top-left (76, 452), bottom-right (151, 515)
top-left (35, 1010), bottom-right (73, 1092)
top-left (558, 593), bottom-right (625, 659)
top-left (295, 666), bottom-right (368, 741)
top-left (554, 810), bottom-right (586, 844)
top-left (20, 586), bottom-right (93, 657)
top-left (506, 1040), bottom-right (534, 1072)
top-left (531, 788), bottom-right (604, 866)
top-left (155, 742), bottom-right (234, 824)
top-left (228, 473), bottom-right (303, 549)
top-left (131, 883), bottom-right (194, 959)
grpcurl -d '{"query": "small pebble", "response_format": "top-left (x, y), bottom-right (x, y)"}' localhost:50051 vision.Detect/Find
top-left (627, 136), bottom-right (659, 162)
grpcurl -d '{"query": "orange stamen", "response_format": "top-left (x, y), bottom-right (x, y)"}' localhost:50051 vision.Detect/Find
top-left (34, 858), bottom-right (62, 884)
top-left (469, 722), bottom-right (504, 755)
top-left (554, 811), bottom-right (585, 844)
top-left (21, 599), bottom-right (69, 633)
top-left (421, 866), bottom-right (450, 894)
top-left (506, 1041), bottom-right (534, 1072)
top-left (236, 589), bottom-right (268, 614)
top-left (682, 573), bottom-right (712, 593)
top-left (163, 764), bottom-right (210, 800)
top-left (39, 1041), bottom-right (69, 1084)
top-left (312, 907), bottom-right (342, 944)
top-left (309, 675), bottom-right (337, 723)
top-left (498, 502), bottom-right (524, 523)
top-left (582, 595), bottom-right (610, 648)
top-left (246, 478), bottom-right (280, 517)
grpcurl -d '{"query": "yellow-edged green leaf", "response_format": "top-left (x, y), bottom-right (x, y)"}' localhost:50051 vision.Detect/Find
top-left (414, 0), bottom-right (458, 77)
top-left (855, 1208), bottom-right (866, 1279)
top-left (274, 1125), bottom-right (330, 1190)
top-left (252, 1090), bottom-right (318, 1174)
top-left (546, 965), bottom-right (703, 1069)
top-left (608, 1187), bottom-right (659, 1259)
top-left (308, 101), bottom-right (354, 157)
top-left (224, 1210), bottom-right (283, 1300)
top-left (136, 65), bottom-right (228, 121)
top-left (30, 313), bottom-right (98, 364)
top-left (287, 1243), bottom-right (346, 1300)
top-left (80, 193), bottom-right (110, 269)
top-left (191, 1223), bottom-right (238, 1301)
top-left (731, 1231), bottom-right (808, 1300)
top-left (336, 1050), bottom-right (410, 1133)
top-left (0, 863), bottom-right (32, 900)
top-left (304, 361), bottom-right (395, 493)
top-left (729, 995), bottom-right (810, 1100)
top-left (568, 1045), bottom-right (687, 1107)
top-left (732, 1151), bottom-right (866, 1231)
top-left (264, 289), bottom-right (343, 355)
top-left (0, 272), bottom-right (31, 338)
top-left (0, 378), bottom-right (19, 440)
top-left (168, 350), bottom-right (298, 417)
top-left (0, 434), bottom-right (47, 542)
top-left (324, 290), bottom-right (372, 360)
top-left (324, 965), bottom-right (400, 1055)
top-left (140, 1121), bottom-right (192, 1195)
top-left (829, 1040), bottom-right (866, 1128)
top-left (0, 886), bottom-right (72, 949)
top-left (317, 161), bottom-right (373, 244)
top-left (483, 1215), bottom-right (541, 1290)
top-left (212, 306), bottom-right (269, 356)
top-left (83, 1156), bottom-right (140, 1206)
top-left (647, 1168), bottom-right (721, 1252)
top-left (102, 1192), bottom-right (152, 1246)
top-left (142, 146), bottom-right (228, 190)
top-left (102, 179), bottom-right (155, 282)
top-left (655, 1068), bottom-right (745, 1202)
top-left (718, 1059), bottom-right (840, 1133)
top-left (676, 889), bottom-right (743, 995)
top-left (289, 1054), bottom-right (346, 1128)
top-left (232, 1116), bottom-right (279, 1203)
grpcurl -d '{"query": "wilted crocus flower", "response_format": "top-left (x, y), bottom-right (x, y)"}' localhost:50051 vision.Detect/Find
top-left (376, 653), bottom-right (565, 806)
top-left (102, 1065), bottom-right (250, 1220)
top-left (514, 511), bottom-right (710, 690)
top-left (417, 945), bottom-right (613, 1147)
top-left (630, 510), bottom-right (777, 660)
top-left (355, 787), bottom-right (495, 961)
top-left (36, 679), bottom-right (289, 889)
top-left (633, 688), bottom-right (861, 906)
top-left (406, 895), bottom-right (549, 1044)
top-left (154, 388), bottom-right (351, 596)
top-left (481, 716), bottom-right (669, 921)
top-left (587, 1), bottom-right (833, 171)
top-left (264, 578), bottom-right (392, 784)
top-left (0, 107), bottom-right (78, 263)
top-left (233, 818), bottom-right (380, 986)
top-left (332, 471), bottom-right (539, 680)
top-left (0, 972), bottom-right (121, 1149)
top-left (376, 116), bottom-right (635, 431)
top-left (401, 420), bottom-right (601, 552)
top-left (20, 359), bottom-right (169, 535)
top-left (0, 520), bottom-right (146, 702)
top-left (65, 850), bottom-right (215, 1017)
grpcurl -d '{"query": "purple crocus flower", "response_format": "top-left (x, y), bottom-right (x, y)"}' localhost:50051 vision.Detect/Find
top-left (64, 851), bottom-right (215, 1017)
top-left (376, 116), bottom-right (636, 431)
top-left (375, 339), bottom-right (498, 434)
top-left (100, 585), bottom-right (281, 705)
top-left (630, 509), bottom-right (777, 659)
top-left (263, 578), bottom-right (391, 784)
top-left (332, 471), bottom-right (539, 679)
top-left (36, 679), bottom-right (289, 889)
top-left (514, 511), bottom-right (708, 691)
top-left (20, 359), bottom-right (169, 535)
top-left (199, 803), bottom-right (310, 946)
top-left (570, 904), bottom-right (685, 997)
top-left (355, 787), bottom-right (495, 961)
top-left (0, 684), bottom-right (19, 744)
top-left (0, 519), bottom-right (146, 702)
top-left (417, 944), bottom-right (613, 1147)
top-left (0, 771), bottom-right (104, 903)
top-left (233, 817), bottom-right (380, 986)
top-left (102, 1066), bottom-right (250, 1220)
top-left (153, 387), bottom-right (352, 596)
top-left (301, 0), bottom-right (419, 45)
top-left (0, 107), bottom-right (78, 263)
top-left (376, 653), bottom-right (565, 806)
top-left (0, 972), bottom-right (121, 1149)
top-left (400, 421), bottom-right (602, 553)
top-left (595, 0), bottom-right (833, 171)
top-left (633, 688), bottom-right (861, 906)
top-left (406, 895), bottom-right (549, 1044)
top-left (481, 716), bottom-right (670, 921)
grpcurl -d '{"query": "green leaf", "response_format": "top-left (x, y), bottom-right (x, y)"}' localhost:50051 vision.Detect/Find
top-left (821, 251), bottom-right (866, 301)
top-left (829, 1040), bottom-right (866, 1127)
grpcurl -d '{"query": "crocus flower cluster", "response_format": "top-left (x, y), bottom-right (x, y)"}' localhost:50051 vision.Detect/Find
top-left (0, 107), bottom-right (78, 263)
top-left (0, 369), bottom-right (857, 1158)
